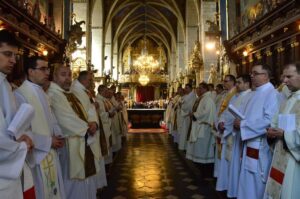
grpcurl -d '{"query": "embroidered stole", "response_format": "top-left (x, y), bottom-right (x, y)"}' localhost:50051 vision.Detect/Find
top-left (18, 82), bottom-right (61, 198)
top-left (217, 88), bottom-right (236, 158)
top-left (265, 95), bottom-right (300, 198)
top-left (63, 92), bottom-right (96, 178)
top-left (218, 88), bottom-right (237, 117)
top-left (186, 96), bottom-right (202, 141)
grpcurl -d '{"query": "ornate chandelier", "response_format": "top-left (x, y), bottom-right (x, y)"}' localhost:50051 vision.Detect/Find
top-left (133, 38), bottom-right (159, 74)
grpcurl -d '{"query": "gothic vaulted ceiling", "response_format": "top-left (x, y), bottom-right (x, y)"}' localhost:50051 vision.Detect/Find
top-left (101, 0), bottom-right (186, 55)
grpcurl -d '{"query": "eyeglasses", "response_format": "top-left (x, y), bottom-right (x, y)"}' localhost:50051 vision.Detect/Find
top-left (32, 67), bottom-right (50, 72)
top-left (250, 72), bottom-right (266, 76)
top-left (0, 51), bottom-right (19, 59)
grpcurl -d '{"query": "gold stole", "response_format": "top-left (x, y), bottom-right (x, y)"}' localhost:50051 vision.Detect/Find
top-left (186, 96), bottom-right (202, 141)
top-left (218, 88), bottom-right (237, 117)
top-left (217, 88), bottom-right (236, 158)
top-left (63, 92), bottom-right (96, 178)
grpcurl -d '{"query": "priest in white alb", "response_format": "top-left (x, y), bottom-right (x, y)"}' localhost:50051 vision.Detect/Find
top-left (15, 56), bottom-right (66, 199)
top-left (48, 65), bottom-right (100, 199)
top-left (264, 63), bottom-right (300, 199)
top-left (96, 85), bottom-right (113, 164)
top-left (224, 75), bottom-right (252, 198)
top-left (71, 71), bottom-right (107, 190)
top-left (178, 84), bottom-right (196, 150)
top-left (234, 64), bottom-right (279, 199)
top-left (0, 29), bottom-right (34, 199)
top-left (216, 75), bottom-right (236, 192)
top-left (186, 82), bottom-right (216, 164)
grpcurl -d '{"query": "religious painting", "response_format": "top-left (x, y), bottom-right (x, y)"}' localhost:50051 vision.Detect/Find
top-left (240, 0), bottom-right (287, 30)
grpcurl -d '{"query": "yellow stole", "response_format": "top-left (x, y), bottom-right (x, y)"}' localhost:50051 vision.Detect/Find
top-left (217, 88), bottom-right (236, 158)
top-left (63, 92), bottom-right (96, 178)
top-left (218, 88), bottom-right (237, 117)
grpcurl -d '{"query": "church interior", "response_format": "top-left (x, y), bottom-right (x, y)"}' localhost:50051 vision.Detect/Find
top-left (1, 0), bottom-right (300, 199)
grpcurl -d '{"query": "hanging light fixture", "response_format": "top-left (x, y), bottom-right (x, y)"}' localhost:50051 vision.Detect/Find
top-left (133, 4), bottom-right (159, 85)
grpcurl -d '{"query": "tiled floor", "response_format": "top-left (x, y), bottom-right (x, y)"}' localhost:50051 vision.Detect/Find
top-left (100, 132), bottom-right (221, 199)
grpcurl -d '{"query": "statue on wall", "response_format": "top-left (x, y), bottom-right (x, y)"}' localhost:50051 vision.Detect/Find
top-left (208, 64), bottom-right (218, 85)
top-left (66, 16), bottom-right (85, 56)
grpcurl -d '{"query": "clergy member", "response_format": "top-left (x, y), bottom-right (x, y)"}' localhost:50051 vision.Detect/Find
top-left (96, 85), bottom-right (113, 164)
top-left (186, 82), bottom-right (216, 164)
top-left (171, 87), bottom-right (184, 144)
top-left (178, 84), bottom-right (196, 150)
top-left (48, 65), bottom-right (100, 199)
top-left (225, 75), bottom-right (251, 198)
top-left (264, 62), bottom-right (300, 199)
top-left (15, 56), bottom-right (66, 199)
top-left (234, 64), bottom-right (279, 199)
top-left (216, 75), bottom-right (236, 192)
top-left (0, 29), bottom-right (34, 199)
top-left (71, 71), bottom-right (107, 190)
top-left (107, 85), bottom-right (123, 152)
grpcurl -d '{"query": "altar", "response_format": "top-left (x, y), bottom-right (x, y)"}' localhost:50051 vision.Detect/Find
top-left (127, 109), bottom-right (165, 128)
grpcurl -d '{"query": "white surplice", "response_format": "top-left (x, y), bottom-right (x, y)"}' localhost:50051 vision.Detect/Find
top-left (178, 91), bottom-right (196, 150)
top-left (186, 92), bottom-right (216, 163)
top-left (223, 89), bottom-right (251, 198)
top-left (109, 96), bottom-right (122, 152)
top-left (48, 82), bottom-right (99, 199)
top-left (237, 82), bottom-right (279, 199)
top-left (71, 80), bottom-right (107, 189)
top-left (15, 80), bottom-right (66, 199)
top-left (264, 90), bottom-right (300, 199)
top-left (95, 94), bottom-right (113, 164)
top-left (0, 72), bottom-right (28, 199)
top-left (213, 90), bottom-right (227, 178)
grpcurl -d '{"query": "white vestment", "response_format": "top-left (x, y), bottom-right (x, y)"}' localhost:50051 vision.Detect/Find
top-left (95, 94), bottom-right (113, 164)
top-left (110, 96), bottom-right (122, 152)
top-left (178, 91), bottom-right (196, 150)
top-left (48, 82), bottom-right (99, 199)
top-left (237, 82), bottom-right (279, 199)
top-left (0, 72), bottom-right (28, 199)
top-left (224, 89), bottom-right (251, 197)
top-left (71, 80), bottom-right (107, 189)
top-left (215, 88), bottom-right (237, 191)
top-left (186, 92), bottom-right (216, 163)
top-left (264, 90), bottom-right (300, 199)
top-left (15, 80), bottom-right (66, 199)
top-left (213, 90), bottom-right (227, 177)
top-left (171, 95), bottom-right (182, 143)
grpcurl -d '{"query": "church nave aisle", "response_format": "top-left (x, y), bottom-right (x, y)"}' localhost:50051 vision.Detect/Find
top-left (100, 132), bottom-right (221, 199)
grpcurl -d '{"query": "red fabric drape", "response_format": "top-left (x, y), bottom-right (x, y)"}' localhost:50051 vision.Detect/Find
top-left (136, 86), bottom-right (154, 102)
